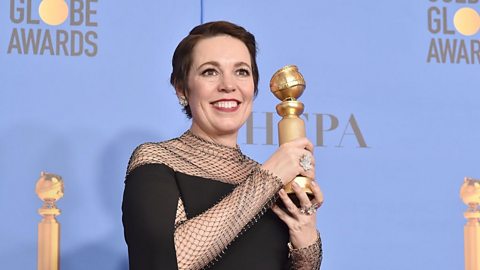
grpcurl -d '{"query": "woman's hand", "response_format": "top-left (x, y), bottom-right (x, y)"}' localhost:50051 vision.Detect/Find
top-left (262, 136), bottom-right (322, 248)
top-left (261, 137), bottom-right (315, 185)
top-left (272, 181), bottom-right (323, 249)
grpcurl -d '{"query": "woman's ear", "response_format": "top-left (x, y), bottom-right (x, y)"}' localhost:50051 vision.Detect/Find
top-left (175, 85), bottom-right (189, 107)
top-left (174, 83), bottom-right (187, 99)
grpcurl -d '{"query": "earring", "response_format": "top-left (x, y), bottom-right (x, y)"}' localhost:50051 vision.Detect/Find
top-left (178, 96), bottom-right (188, 107)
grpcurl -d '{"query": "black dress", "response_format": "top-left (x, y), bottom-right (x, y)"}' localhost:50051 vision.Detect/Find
top-left (122, 131), bottom-right (322, 270)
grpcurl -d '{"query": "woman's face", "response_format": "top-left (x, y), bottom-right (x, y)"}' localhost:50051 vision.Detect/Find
top-left (183, 35), bottom-right (255, 139)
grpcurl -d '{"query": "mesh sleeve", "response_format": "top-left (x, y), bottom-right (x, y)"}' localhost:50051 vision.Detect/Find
top-left (288, 232), bottom-right (323, 270)
top-left (174, 166), bottom-right (283, 270)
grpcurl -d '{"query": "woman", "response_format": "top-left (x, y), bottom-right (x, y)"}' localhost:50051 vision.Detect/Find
top-left (122, 21), bottom-right (323, 270)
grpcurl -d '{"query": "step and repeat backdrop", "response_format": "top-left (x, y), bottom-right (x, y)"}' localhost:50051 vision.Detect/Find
top-left (1, 0), bottom-right (479, 269)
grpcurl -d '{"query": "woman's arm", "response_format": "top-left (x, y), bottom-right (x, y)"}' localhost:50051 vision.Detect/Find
top-left (272, 181), bottom-right (324, 270)
top-left (122, 163), bottom-right (180, 270)
top-left (123, 136), bottom-right (317, 270)
top-left (122, 161), bottom-right (283, 270)
top-left (173, 166), bottom-right (283, 270)
top-left (288, 232), bottom-right (323, 270)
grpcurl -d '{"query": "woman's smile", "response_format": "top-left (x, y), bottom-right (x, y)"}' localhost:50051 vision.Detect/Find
top-left (211, 99), bottom-right (241, 112)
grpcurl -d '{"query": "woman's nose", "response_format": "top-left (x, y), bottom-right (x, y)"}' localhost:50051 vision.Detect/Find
top-left (218, 74), bottom-right (236, 92)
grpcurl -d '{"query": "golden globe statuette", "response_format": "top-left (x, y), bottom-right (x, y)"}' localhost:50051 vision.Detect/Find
top-left (270, 65), bottom-right (323, 206)
top-left (460, 177), bottom-right (480, 270)
top-left (36, 172), bottom-right (64, 270)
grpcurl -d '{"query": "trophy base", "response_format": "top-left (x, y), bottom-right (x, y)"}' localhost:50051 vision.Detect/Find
top-left (277, 176), bottom-right (322, 208)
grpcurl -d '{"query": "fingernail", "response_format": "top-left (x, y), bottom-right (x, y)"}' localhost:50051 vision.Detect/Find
top-left (311, 181), bottom-right (316, 187)
top-left (292, 182), bottom-right (299, 188)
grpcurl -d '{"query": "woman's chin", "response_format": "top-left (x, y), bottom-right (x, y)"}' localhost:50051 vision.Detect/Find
top-left (213, 124), bottom-right (243, 136)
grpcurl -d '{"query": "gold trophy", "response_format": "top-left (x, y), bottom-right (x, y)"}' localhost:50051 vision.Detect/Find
top-left (270, 65), bottom-right (321, 206)
top-left (36, 172), bottom-right (64, 270)
top-left (460, 177), bottom-right (480, 270)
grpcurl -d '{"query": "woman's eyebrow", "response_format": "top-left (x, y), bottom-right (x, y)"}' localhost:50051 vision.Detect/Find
top-left (197, 61), bottom-right (221, 70)
top-left (234, 62), bottom-right (251, 69)
top-left (196, 61), bottom-right (251, 70)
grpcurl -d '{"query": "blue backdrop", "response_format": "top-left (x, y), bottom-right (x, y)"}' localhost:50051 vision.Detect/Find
top-left (1, 0), bottom-right (479, 269)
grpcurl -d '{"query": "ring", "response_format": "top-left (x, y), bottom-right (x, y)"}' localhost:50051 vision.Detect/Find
top-left (312, 202), bottom-right (322, 209)
top-left (299, 154), bottom-right (312, 172)
top-left (299, 205), bottom-right (317, 215)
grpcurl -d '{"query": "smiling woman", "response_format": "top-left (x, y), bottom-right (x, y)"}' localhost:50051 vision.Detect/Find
top-left (122, 21), bottom-right (323, 270)
top-left (182, 35), bottom-right (255, 146)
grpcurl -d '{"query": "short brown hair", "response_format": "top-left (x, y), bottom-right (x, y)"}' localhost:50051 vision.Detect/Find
top-left (170, 21), bottom-right (259, 118)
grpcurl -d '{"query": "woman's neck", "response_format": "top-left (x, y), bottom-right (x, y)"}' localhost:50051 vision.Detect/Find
top-left (189, 125), bottom-right (238, 148)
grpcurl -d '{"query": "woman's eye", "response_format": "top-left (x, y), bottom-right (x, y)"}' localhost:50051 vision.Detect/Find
top-left (201, 69), bottom-right (218, 76)
top-left (236, 68), bottom-right (250, 76)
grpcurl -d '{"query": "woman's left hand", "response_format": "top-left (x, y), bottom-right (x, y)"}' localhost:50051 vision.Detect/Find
top-left (271, 180), bottom-right (323, 249)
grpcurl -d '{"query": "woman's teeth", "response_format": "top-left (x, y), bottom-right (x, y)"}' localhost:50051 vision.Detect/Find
top-left (213, 101), bottom-right (238, 108)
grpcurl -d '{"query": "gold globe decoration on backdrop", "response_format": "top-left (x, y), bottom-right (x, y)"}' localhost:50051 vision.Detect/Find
top-left (36, 172), bottom-right (64, 270)
top-left (461, 178), bottom-right (480, 210)
top-left (454, 8), bottom-right (480, 36)
top-left (460, 177), bottom-right (480, 270)
top-left (36, 172), bottom-right (64, 202)
top-left (39, 0), bottom-right (69, 26)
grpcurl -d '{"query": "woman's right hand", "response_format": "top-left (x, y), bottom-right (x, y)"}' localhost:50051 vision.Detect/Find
top-left (261, 137), bottom-right (315, 185)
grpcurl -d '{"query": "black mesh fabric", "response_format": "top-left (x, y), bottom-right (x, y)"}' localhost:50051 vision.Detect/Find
top-left (289, 232), bottom-right (323, 270)
top-left (123, 130), bottom-right (322, 269)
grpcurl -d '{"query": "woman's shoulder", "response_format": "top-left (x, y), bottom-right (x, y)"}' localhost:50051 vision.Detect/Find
top-left (126, 138), bottom-right (179, 175)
